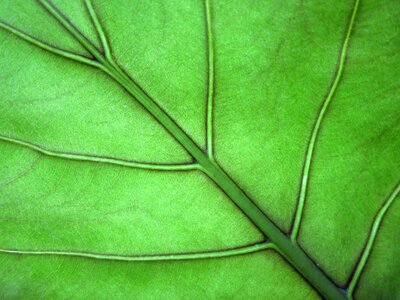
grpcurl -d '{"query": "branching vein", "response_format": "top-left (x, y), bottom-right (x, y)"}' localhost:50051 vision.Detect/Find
top-left (346, 181), bottom-right (400, 298)
top-left (38, 0), bottom-right (101, 60)
top-left (290, 0), bottom-right (360, 241)
top-left (0, 242), bottom-right (273, 262)
top-left (0, 135), bottom-right (198, 171)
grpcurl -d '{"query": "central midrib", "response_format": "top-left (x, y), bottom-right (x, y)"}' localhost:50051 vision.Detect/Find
top-left (101, 58), bottom-right (347, 300)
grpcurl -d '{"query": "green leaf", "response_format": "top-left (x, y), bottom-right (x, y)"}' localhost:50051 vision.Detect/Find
top-left (0, 0), bottom-right (399, 299)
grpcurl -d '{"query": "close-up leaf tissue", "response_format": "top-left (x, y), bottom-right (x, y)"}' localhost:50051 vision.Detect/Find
top-left (0, 0), bottom-right (398, 299)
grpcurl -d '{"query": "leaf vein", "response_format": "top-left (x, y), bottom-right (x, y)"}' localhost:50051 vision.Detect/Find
top-left (0, 21), bottom-right (98, 68)
top-left (0, 242), bottom-right (273, 262)
top-left (290, 0), bottom-right (360, 241)
top-left (0, 134), bottom-right (198, 171)
top-left (204, 0), bottom-right (215, 159)
top-left (0, 155), bottom-right (42, 188)
top-left (346, 181), bottom-right (400, 297)
top-left (84, 0), bottom-right (112, 61)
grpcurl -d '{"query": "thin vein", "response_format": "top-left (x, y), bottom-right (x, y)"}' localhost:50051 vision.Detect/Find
top-left (0, 155), bottom-right (42, 189)
top-left (0, 21), bottom-right (99, 68)
top-left (84, 0), bottom-right (112, 60)
top-left (0, 242), bottom-right (273, 262)
top-left (0, 134), bottom-right (198, 171)
top-left (346, 181), bottom-right (400, 297)
top-left (204, 0), bottom-right (215, 159)
top-left (290, 0), bottom-right (360, 241)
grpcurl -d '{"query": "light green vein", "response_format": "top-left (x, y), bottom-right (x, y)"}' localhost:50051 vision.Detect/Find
top-left (84, 0), bottom-right (112, 61)
top-left (204, 0), bottom-right (215, 159)
top-left (0, 242), bottom-right (273, 262)
top-left (0, 135), bottom-right (198, 171)
top-left (290, 0), bottom-right (360, 241)
top-left (346, 181), bottom-right (400, 298)
top-left (0, 21), bottom-right (99, 69)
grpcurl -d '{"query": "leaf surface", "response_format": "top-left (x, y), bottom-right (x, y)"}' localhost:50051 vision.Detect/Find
top-left (0, 0), bottom-right (399, 299)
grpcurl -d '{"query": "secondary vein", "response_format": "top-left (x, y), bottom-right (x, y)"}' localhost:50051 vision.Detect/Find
top-left (290, 0), bottom-right (360, 241)
top-left (0, 242), bottom-right (272, 262)
top-left (204, 0), bottom-right (215, 159)
top-left (0, 135), bottom-right (198, 171)
top-left (0, 21), bottom-right (98, 68)
top-left (346, 181), bottom-right (400, 298)
top-left (38, 0), bottom-right (101, 57)
top-left (84, 0), bottom-right (112, 60)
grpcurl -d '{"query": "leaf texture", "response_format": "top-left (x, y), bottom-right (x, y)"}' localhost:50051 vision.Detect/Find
top-left (0, 0), bottom-right (399, 299)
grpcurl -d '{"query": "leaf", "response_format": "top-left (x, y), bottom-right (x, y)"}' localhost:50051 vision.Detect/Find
top-left (0, 0), bottom-right (399, 299)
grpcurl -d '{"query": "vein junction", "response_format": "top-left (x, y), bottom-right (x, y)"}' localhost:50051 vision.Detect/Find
top-left (0, 3), bottom-right (197, 172)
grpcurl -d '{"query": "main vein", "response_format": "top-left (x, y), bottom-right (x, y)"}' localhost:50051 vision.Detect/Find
top-left (0, 242), bottom-right (272, 262)
top-left (204, 0), bottom-right (215, 159)
top-left (290, 0), bottom-right (360, 241)
top-left (346, 181), bottom-right (400, 298)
